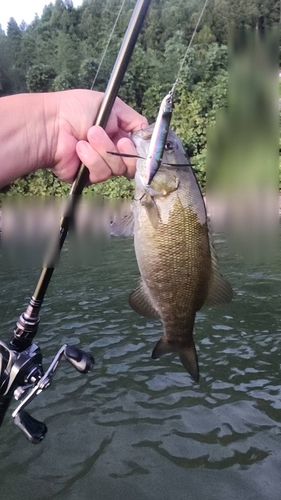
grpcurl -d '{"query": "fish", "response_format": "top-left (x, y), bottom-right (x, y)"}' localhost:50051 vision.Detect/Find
top-left (111, 124), bottom-right (233, 382)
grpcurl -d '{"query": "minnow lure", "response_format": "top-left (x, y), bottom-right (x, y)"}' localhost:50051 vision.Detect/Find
top-left (144, 90), bottom-right (173, 185)
top-left (107, 89), bottom-right (175, 185)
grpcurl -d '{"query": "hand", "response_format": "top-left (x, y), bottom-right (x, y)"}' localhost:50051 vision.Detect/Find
top-left (51, 90), bottom-right (148, 184)
top-left (0, 90), bottom-right (147, 188)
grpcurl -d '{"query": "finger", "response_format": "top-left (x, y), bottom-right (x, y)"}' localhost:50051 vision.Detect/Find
top-left (87, 126), bottom-right (127, 176)
top-left (107, 97), bottom-right (148, 135)
top-left (76, 140), bottom-right (112, 184)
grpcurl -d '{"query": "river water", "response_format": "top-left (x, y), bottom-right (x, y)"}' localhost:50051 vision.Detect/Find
top-left (0, 233), bottom-right (281, 500)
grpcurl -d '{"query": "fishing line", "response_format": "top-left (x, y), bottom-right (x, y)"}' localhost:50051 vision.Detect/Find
top-left (134, 0), bottom-right (210, 187)
top-left (170, 0), bottom-right (210, 95)
top-left (90, 0), bottom-right (127, 90)
top-left (106, 1), bottom-right (209, 186)
top-left (107, 152), bottom-right (195, 167)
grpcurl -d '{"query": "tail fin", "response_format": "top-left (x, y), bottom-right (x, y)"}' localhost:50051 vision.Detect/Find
top-left (152, 337), bottom-right (199, 382)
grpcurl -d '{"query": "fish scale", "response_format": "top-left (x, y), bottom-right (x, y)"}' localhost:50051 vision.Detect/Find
top-left (135, 193), bottom-right (211, 338)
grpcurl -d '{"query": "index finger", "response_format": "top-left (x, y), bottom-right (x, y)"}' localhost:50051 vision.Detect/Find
top-left (112, 97), bottom-right (148, 133)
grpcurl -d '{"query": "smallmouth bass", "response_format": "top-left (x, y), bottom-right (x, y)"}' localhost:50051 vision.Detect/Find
top-left (112, 124), bottom-right (232, 382)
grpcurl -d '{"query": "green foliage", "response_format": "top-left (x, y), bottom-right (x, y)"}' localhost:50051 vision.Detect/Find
top-left (171, 45), bottom-right (229, 189)
top-left (78, 58), bottom-right (107, 90)
top-left (83, 177), bottom-right (134, 199)
top-left (142, 82), bottom-right (171, 122)
top-left (5, 170), bottom-right (67, 197)
top-left (1, 0), bottom-right (280, 195)
top-left (52, 71), bottom-right (77, 91)
top-left (6, 170), bottom-right (134, 199)
top-left (26, 64), bottom-right (57, 92)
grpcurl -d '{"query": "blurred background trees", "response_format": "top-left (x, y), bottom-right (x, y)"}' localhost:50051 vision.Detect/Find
top-left (0, 0), bottom-right (279, 197)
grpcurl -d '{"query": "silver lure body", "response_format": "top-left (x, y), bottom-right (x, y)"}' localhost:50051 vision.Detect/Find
top-left (145, 91), bottom-right (173, 185)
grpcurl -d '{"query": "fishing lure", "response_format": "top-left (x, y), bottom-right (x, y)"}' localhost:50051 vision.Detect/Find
top-left (108, 87), bottom-right (189, 184)
top-left (108, 88), bottom-right (194, 182)
top-left (144, 89), bottom-right (173, 185)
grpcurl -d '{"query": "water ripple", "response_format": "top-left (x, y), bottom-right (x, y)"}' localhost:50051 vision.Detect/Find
top-left (1, 236), bottom-right (281, 499)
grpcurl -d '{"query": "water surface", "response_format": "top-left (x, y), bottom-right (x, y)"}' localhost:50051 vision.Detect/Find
top-left (0, 235), bottom-right (280, 500)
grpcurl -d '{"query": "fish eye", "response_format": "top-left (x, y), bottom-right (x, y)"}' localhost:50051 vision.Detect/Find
top-left (164, 140), bottom-right (177, 152)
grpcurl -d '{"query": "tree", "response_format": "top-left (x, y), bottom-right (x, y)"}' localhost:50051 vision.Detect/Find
top-left (78, 57), bottom-right (108, 90)
top-left (26, 64), bottom-right (57, 92)
top-left (5, 17), bottom-right (24, 93)
top-left (52, 71), bottom-right (77, 90)
top-left (0, 29), bottom-right (12, 95)
top-left (2, 0), bottom-right (280, 195)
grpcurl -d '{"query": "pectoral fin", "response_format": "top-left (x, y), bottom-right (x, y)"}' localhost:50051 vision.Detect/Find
top-left (129, 283), bottom-right (159, 319)
top-left (152, 337), bottom-right (199, 382)
top-left (140, 193), bottom-right (160, 229)
top-left (205, 241), bottom-right (233, 306)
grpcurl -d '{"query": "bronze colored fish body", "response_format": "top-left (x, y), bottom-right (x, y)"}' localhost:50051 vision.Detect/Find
top-left (114, 125), bottom-right (232, 382)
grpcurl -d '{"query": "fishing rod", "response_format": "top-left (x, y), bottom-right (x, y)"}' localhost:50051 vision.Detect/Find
top-left (0, 0), bottom-right (151, 444)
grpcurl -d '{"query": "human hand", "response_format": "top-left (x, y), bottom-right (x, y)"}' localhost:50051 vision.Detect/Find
top-left (51, 89), bottom-right (148, 184)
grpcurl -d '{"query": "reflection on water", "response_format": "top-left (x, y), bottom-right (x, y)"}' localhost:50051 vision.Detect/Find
top-left (0, 236), bottom-right (281, 500)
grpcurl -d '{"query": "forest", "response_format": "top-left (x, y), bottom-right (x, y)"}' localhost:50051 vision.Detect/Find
top-left (0, 0), bottom-right (279, 198)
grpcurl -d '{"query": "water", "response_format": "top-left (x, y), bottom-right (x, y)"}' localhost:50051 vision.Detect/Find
top-left (0, 235), bottom-right (281, 500)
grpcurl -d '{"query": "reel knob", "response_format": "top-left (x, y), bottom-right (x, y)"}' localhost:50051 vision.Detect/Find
top-left (14, 410), bottom-right (47, 444)
top-left (64, 346), bottom-right (94, 373)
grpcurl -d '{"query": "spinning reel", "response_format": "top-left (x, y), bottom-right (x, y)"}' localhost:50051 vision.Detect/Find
top-left (0, 301), bottom-right (94, 443)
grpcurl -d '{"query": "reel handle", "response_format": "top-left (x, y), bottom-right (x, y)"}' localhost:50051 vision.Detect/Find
top-left (14, 410), bottom-right (47, 444)
top-left (64, 346), bottom-right (94, 373)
